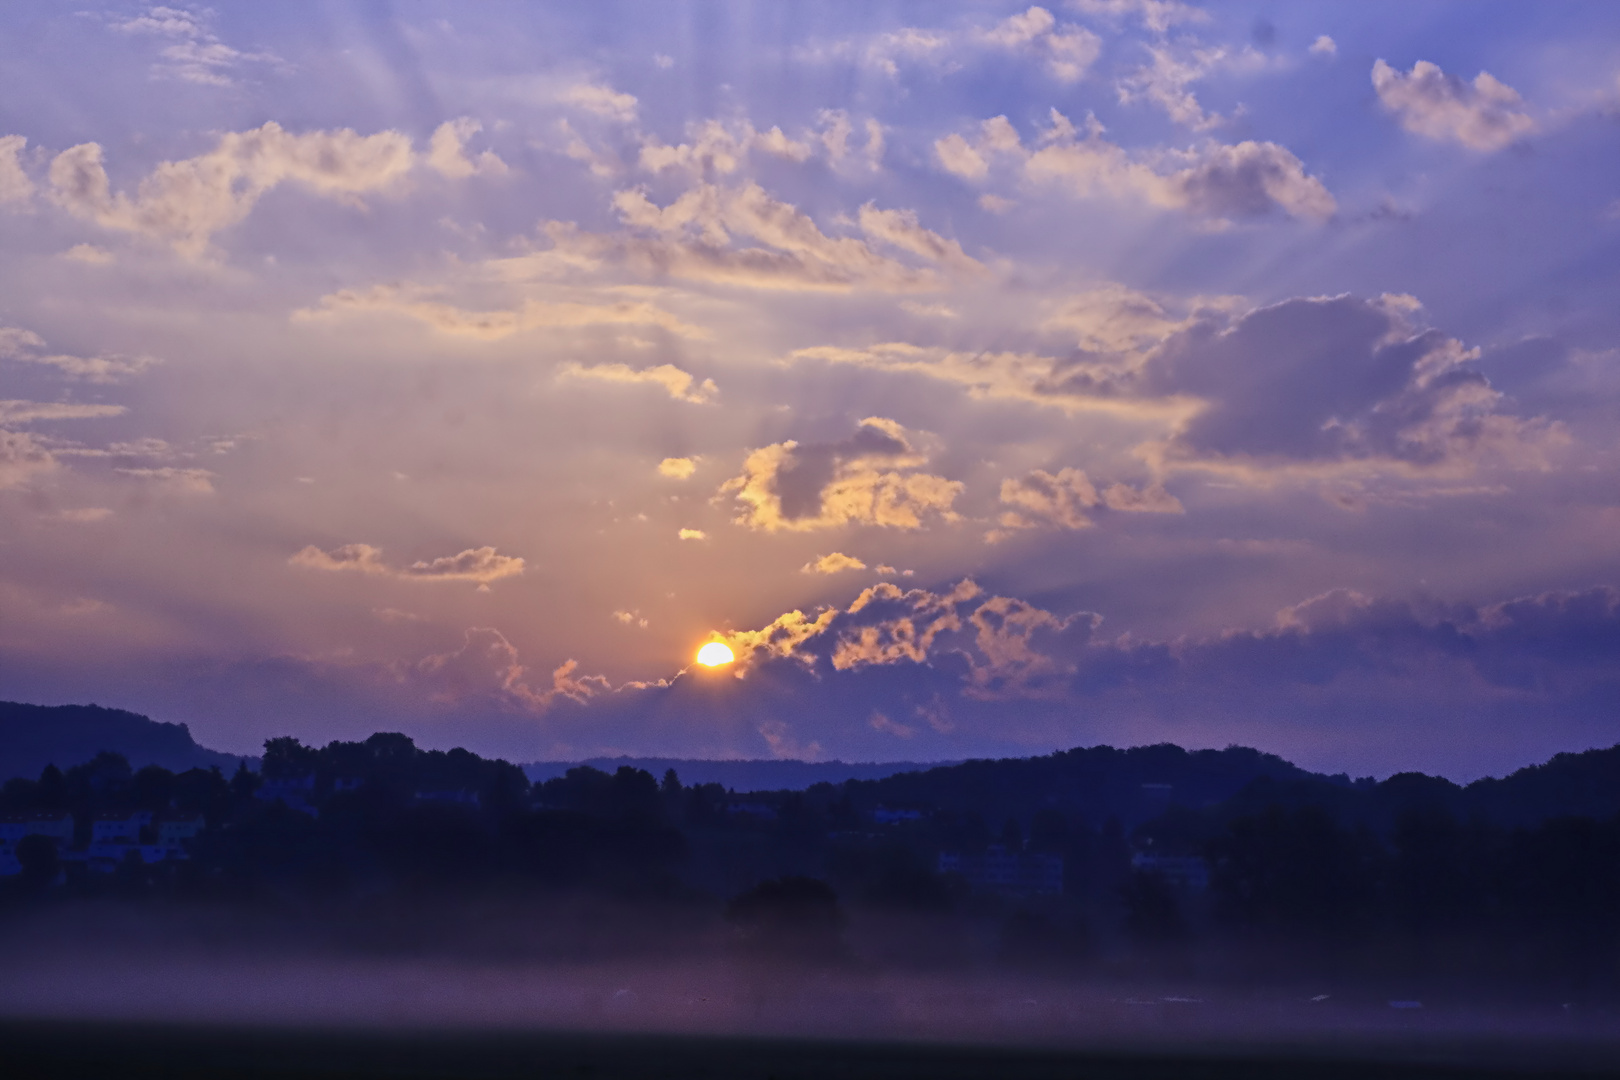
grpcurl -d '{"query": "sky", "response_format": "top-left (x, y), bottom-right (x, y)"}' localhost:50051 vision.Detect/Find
top-left (0, 1), bottom-right (1616, 780)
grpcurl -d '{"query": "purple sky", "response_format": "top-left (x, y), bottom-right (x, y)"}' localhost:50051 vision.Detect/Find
top-left (1, 2), bottom-right (1616, 780)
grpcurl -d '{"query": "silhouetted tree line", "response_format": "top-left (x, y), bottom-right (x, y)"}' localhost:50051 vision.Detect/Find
top-left (1, 734), bottom-right (684, 906)
top-left (5, 734), bottom-right (1620, 994)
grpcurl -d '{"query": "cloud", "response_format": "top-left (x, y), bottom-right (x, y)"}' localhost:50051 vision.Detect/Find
top-left (411, 627), bottom-right (606, 711)
top-left (636, 119), bottom-right (815, 176)
top-left (856, 203), bottom-right (984, 274)
top-left (793, 291), bottom-right (1554, 491)
top-left (788, 339), bottom-right (1187, 420)
top-left (1310, 36), bottom-right (1337, 58)
top-left (977, 7), bottom-right (1101, 83)
top-left (0, 135), bottom-right (33, 204)
top-left (658, 457), bottom-right (697, 479)
top-left (988, 467), bottom-right (1179, 540)
top-left (0, 401), bottom-right (127, 424)
top-left (820, 7), bottom-right (1099, 84)
top-left (802, 552), bottom-right (868, 574)
top-left (1372, 59), bottom-right (1536, 151)
top-left (757, 719), bottom-right (822, 761)
top-left (295, 284), bottom-right (709, 340)
top-left (115, 466), bottom-right (216, 494)
top-left (1041, 282), bottom-right (1203, 353)
top-left (558, 362), bottom-right (717, 403)
top-left (562, 83), bottom-right (639, 123)
top-left (0, 325), bottom-right (158, 383)
top-left (59, 507), bottom-right (114, 523)
top-left (575, 182), bottom-right (971, 292)
top-left (290, 543), bottom-right (525, 585)
top-left (901, 300), bottom-right (959, 319)
top-left (933, 134), bottom-right (988, 181)
top-left (0, 430), bottom-right (57, 488)
top-left (867, 710), bottom-right (916, 738)
top-left (613, 610), bottom-right (649, 628)
top-left (829, 580), bottom-right (980, 672)
top-left (49, 122), bottom-right (414, 256)
top-left (15, 353), bottom-right (158, 382)
top-left (1117, 42), bottom-right (1262, 130)
top-left (700, 578), bottom-right (1094, 703)
top-left (402, 547), bottom-right (526, 583)
top-left (1169, 139), bottom-right (1337, 221)
top-left (111, 5), bottom-right (284, 87)
top-left (678, 528), bottom-right (707, 540)
top-left (1100, 481), bottom-right (1183, 512)
top-left (63, 244), bottom-right (114, 264)
top-left (1138, 293), bottom-right (1561, 478)
top-left (940, 109), bottom-right (1336, 222)
top-left (292, 544), bottom-right (389, 575)
top-left (814, 110), bottom-right (886, 172)
top-left (816, 26), bottom-right (949, 79)
top-left (720, 417), bottom-right (964, 532)
top-left (651, 576), bottom-right (1620, 773)
top-left (426, 118), bottom-right (509, 179)
top-left (1071, 0), bottom-right (1208, 34)
top-left (993, 467), bottom-right (1100, 536)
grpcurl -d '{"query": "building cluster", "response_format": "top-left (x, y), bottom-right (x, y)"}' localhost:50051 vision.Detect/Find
top-left (1130, 852), bottom-right (1211, 893)
top-left (937, 845), bottom-right (1066, 897)
top-left (0, 809), bottom-right (202, 878)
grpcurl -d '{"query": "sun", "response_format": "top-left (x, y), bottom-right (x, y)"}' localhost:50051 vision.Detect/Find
top-left (695, 641), bottom-right (735, 667)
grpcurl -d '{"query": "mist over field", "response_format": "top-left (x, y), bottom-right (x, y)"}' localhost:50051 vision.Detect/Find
top-left (3, 904), bottom-right (1614, 1056)
top-left (5, 724), bottom-right (1620, 1077)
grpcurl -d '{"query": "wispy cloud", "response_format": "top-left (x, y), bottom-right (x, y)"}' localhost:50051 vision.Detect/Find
top-left (290, 544), bottom-right (526, 587)
top-left (110, 5), bottom-right (285, 87)
top-left (558, 362), bottom-right (717, 403)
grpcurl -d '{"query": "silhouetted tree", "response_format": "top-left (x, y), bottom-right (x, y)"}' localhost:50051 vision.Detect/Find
top-left (999, 816), bottom-right (1023, 850)
top-left (1121, 869), bottom-right (1186, 946)
top-left (827, 839), bottom-right (952, 911)
top-left (130, 765), bottom-right (175, 812)
top-left (1028, 807), bottom-right (1070, 852)
top-left (230, 760), bottom-right (260, 800)
top-left (1209, 805), bottom-right (1379, 950)
top-left (173, 766), bottom-right (231, 823)
top-left (261, 736), bottom-right (320, 779)
top-left (37, 764), bottom-right (66, 810)
top-left (67, 752), bottom-right (131, 801)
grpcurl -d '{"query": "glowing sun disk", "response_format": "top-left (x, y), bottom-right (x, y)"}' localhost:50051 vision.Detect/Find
top-left (696, 641), bottom-right (735, 667)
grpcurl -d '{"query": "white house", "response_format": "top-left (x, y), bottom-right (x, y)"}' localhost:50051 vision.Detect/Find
top-left (938, 845), bottom-right (1064, 896)
top-left (91, 811), bottom-right (153, 843)
top-left (156, 815), bottom-right (205, 844)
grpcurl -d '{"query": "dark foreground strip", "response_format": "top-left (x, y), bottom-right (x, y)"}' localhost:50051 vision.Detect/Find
top-left (1, 1022), bottom-right (1618, 1080)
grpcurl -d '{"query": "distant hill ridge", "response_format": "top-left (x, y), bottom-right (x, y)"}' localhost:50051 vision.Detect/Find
top-left (0, 701), bottom-right (244, 781)
top-left (840, 743), bottom-right (1340, 829)
top-left (5, 700), bottom-right (1620, 831)
top-left (522, 757), bottom-right (958, 792)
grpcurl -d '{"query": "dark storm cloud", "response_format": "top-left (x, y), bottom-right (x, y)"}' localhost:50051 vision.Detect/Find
top-left (1142, 294), bottom-right (1553, 470)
